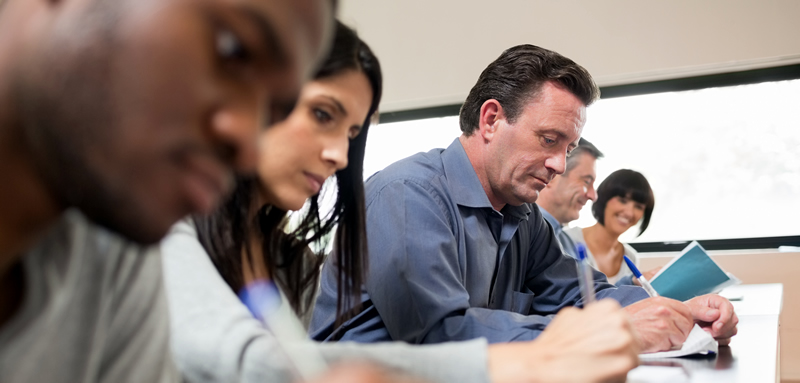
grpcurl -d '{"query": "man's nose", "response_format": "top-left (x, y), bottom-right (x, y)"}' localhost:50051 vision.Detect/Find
top-left (586, 185), bottom-right (598, 201)
top-left (209, 98), bottom-right (260, 173)
top-left (545, 153), bottom-right (566, 175)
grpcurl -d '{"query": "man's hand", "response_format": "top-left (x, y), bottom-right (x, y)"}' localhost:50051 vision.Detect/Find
top-left (685, 294), bottom-right (738, 345)
top-left (310, 363), bottom-right (429, 383)
top-left (487, 299), bottom-right (639, 383)
top-left (623, 297), bottom-right (693, 353)
top-left (632, 267), bottom-right (661, 286)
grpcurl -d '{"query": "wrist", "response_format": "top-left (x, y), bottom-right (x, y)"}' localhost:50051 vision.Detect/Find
top-left (487, 343), bottom-right (546, 383)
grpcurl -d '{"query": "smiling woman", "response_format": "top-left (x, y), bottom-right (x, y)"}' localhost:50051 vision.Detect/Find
top-left (564, 169), bottom-right (658, 286)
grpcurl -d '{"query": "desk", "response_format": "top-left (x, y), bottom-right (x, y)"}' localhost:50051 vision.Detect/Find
top-left (627, 284), bottom-right (783, 383)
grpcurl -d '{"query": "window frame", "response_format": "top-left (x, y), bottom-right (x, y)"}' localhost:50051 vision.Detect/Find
top-left (374, 64), bottom-right (800, 252)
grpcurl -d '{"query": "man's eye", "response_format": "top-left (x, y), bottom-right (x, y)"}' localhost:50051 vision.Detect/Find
top-left (216, 28), bottom-right (251, 61)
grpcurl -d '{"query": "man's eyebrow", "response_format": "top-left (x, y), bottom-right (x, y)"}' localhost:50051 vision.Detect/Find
top-left (237, 5), bottom-right (288, 66)
top-left (540, 129), bottom-right (570, 140)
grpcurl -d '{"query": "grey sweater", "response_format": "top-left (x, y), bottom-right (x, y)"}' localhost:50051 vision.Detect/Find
top-left (161, 221), bottom-right (491, 383)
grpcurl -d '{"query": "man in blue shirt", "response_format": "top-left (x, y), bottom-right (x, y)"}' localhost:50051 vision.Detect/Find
top-left (311, 45), bottom-right (738, 353)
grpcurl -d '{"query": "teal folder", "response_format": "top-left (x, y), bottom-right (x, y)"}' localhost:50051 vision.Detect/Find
top-left (649, 241), bottom-right (739, 301)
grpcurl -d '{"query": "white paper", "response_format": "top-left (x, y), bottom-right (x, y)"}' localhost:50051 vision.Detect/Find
top-left (639, 324), bottom-right (718, 359)
top-left (627, 366), bottom-right (690, 383)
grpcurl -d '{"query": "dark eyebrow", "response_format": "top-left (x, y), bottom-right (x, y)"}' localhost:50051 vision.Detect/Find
top-left (236, 5), bottom-right (288, 67)
top-left (321, 95), bottom-right (348, 116)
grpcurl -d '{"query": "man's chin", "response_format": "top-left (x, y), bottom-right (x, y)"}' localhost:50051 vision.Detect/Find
top-left (82, 208), bottom-right (176, 245)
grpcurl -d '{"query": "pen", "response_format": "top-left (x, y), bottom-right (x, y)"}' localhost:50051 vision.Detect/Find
top-left (575, 244), bottom-right (596, 305)
top-left (240, 279), bottom-right (327, 382)
top-left (624, 255), bottom-right (659, 297)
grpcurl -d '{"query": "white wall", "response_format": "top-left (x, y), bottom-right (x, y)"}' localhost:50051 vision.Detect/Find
top-left (339, 0), bottom-right (800, 112)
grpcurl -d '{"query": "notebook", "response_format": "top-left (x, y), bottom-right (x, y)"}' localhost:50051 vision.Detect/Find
top-left (649, 241), bottom-right (741, 302)
top-left (639, 324), bottom-right (718, 359)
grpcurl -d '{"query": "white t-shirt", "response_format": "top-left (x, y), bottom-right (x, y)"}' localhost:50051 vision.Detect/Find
top-left (563, 226), bottom-right (640, 285)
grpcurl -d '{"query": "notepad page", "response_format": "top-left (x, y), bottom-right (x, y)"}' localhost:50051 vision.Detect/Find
top-left (639, 324), bottom-right (718, 359)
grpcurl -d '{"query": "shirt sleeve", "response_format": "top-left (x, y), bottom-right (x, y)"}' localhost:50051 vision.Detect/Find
top-left (161, 221), bottom-right (491, 383)
top-left (98, 238), bottom-right (181, 383)
top-left (517, 208), bottom-right (647, 318)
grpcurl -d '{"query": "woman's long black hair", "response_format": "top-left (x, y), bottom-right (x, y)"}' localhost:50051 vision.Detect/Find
top-left (193, 20), bottom-right (382, 324)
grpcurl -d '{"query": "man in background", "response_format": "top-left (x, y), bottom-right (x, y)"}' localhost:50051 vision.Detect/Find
top-left (536, 137), bottom-right (603, 258)
top-left (0, 0), bottom-right (332, 381)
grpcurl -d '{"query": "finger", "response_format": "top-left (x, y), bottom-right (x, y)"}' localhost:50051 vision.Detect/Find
top-left (717, 337), bottom-right (732, 346)
top-left (693, 307), bottom-right (721, 323)
top-left (714, 299), bottom-right (736, 335)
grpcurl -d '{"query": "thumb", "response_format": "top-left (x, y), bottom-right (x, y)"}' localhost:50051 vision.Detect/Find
top-left (694, 307), bottom-right (720, 322)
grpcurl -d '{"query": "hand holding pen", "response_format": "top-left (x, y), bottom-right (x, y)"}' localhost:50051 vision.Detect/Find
top-left (623, 255), bottom-right (659, 297)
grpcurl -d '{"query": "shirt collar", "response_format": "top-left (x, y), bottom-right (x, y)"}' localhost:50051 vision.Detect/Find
top-left (539, 207), bottom-right (562, 235)
top-left (441, 138), bottom-right (531, 220)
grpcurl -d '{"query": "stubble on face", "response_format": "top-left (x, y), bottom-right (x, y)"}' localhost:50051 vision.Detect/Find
top-left (13, 0), bottom-right (332, 244)
top-left (485, 82), bottom-right (586, 209)
top-left (13, 0), bottom-right (132, 236)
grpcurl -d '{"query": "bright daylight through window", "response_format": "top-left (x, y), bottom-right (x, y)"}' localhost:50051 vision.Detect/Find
top-left (364, 79), bottom-right (800, 244)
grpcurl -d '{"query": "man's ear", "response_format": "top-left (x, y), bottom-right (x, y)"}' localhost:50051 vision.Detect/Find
top-left (477, 99), bottom-right (505, 142)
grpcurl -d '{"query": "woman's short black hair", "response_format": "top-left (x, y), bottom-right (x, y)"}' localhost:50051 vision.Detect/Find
top-left (194, 20), bottom-right (381, 326)
top-left (591, 169), bottom-right (655, 236)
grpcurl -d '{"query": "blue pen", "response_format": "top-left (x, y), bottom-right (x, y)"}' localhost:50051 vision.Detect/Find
top-left (624, 255), bottom-right (659, 297)
top-left (575, 244), bottom-right (596, 305)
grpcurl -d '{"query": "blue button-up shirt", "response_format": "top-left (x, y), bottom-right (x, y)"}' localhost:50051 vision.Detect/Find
top-left (310, 139), bottom-right (648, 344)
top-left (539, 208), bottom-right (579, 260)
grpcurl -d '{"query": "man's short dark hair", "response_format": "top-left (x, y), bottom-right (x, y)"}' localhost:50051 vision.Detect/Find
top-left (459, 44), bottom-right (600, 136)
top-left (565, 137), bottom-right (603, 175)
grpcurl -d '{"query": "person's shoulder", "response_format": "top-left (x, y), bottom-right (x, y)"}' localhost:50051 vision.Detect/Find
top-left (62, 210), bottom-right (162, 290)
top-left (563, 226), bottom-right (584, 241)
top-left (364, 148), bottom-right (452, 203)
top-left (366, 148), bottom-right (447, 187)
top-left (622, 242), bottom-right (639, 258)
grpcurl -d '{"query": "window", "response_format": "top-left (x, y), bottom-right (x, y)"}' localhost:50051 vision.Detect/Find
top-left (364, 79), bottom-right (800, 244)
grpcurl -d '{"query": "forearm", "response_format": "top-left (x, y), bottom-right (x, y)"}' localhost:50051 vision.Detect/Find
top-left (311, 339), bottom-right (490, 383)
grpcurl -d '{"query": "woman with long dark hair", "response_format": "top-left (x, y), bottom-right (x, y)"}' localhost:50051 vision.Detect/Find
top-left (161, 21), bottom-right (640, 383)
